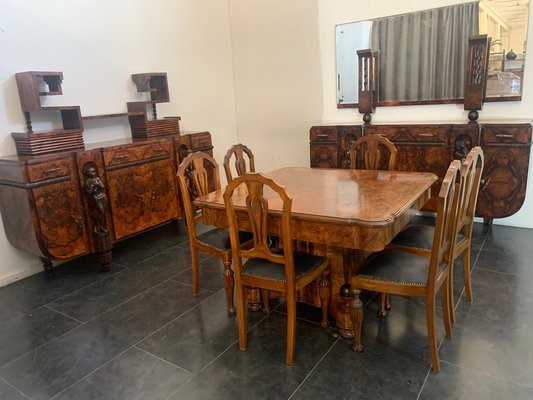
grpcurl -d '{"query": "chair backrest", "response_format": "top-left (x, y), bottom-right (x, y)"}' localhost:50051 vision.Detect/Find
top-left (428, 160), bottom-right (462, 285)
top-left (223, 144), bottom-right (255, 182)
top-left (223, 172), bottom-right (297, 287)
top-left (177, 151), bottom-right (222, 240)
top-left (349, 134), bottom-right (398, 170)
top-left (456, 146), bottom-right (484, 238)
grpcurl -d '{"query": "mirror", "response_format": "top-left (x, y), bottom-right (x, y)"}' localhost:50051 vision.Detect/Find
top-left (336, 0), bottom-right (529, 107)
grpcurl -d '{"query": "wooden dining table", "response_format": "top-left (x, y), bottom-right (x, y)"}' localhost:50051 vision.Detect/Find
top-left (194, 167), bottom-right (437, 335)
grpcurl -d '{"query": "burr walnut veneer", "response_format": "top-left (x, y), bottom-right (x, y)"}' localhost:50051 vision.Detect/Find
top-left (0, 131), bottom-right (212, 272)
top-left (309, 122), bottom-right (532, 221)
top-left (194, 167), bottom-right (437, 332)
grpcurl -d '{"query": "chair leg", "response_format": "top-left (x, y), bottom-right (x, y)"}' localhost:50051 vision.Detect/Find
top-left (463, 248), bottom-right (473, 303)
top-left (448, 258), bottom-right (456, 326)
top-left (319, 273), bottom-right (330, 328)
top-left (441, 277), bottom-right (452, 339)
top-left (236, 282), bottom-right (248, 352)
top-left (286, 291), bottom-right (296, 365)
top-left (222, 255), bottom-right (236, 316)
top-left (425, 295), bottom-right (440, 372)
top-left (191, 247), bottom-right (200, 296)
top-left (261, 289), bottom-right (271, 314)
top-left (378, 293), bottom-right (391, 317)
top-left (349, 288), bottom-right (364, 352)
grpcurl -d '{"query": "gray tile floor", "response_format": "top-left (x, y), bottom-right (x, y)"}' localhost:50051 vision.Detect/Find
top-left (1, 219), bottom-right (532, 400)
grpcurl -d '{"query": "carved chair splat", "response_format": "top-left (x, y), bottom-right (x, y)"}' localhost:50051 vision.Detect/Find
top-left (348, 134), bottom-right (398, 171)
top-left (223, 143), bottom-right (255, 183)
top-left (224, 172), bottom-right (331, 365)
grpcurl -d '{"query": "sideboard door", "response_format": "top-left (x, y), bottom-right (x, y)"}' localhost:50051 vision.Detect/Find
top-left (477, 124), bottom-right (532, 218)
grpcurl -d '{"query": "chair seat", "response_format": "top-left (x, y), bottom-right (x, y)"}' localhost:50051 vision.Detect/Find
top-left (243, 250), bottom-right (328, 282)
top-left (391, 224), bottom-right (465, 252)
top-left (197, 228), bottom-right (253, 251)
top-left (356, 249), bottom-right (445, 286)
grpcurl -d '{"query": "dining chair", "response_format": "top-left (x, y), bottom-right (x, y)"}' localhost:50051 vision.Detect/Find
top-left (349, 160), bottom-right (461, 372)
top-left (177, 151), bottom-right (252, 316)
top-left (388, 147), bottom-right (484, 323)
top-left (348, 134), bottom-right (398, 170)
top-left (223, 172), bottom-right (331, 365)
top-left (223, 143), bottom-right (255, 183)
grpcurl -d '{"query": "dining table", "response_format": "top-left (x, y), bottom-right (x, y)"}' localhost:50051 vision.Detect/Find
top-left (194, 167), bottom-right (438, 335)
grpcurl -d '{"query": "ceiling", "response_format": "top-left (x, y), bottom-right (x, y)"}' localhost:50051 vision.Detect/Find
top-left (486, 0), bottom-right (530, 27)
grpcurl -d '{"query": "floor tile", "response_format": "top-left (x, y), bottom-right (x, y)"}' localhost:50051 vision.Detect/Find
top-left (138, 289), bottom-right (266, 373)
top-left (47, 247), bottom-right (193, 322)
top-left (0, 281), bottom-right (211, 400)
top-left (475, 225), bottom-right (533, 276)
top-left (169, 312), bottom-right (336, 400)
top-left (53, 347), bottom-right (192, 400)
top-left (111, 223), bottom-right (187, 266)
top-left (0, 378), bottom-right (28, 400)
top-left (419, 361), bottom-right (533, 399)
top-left (439, 268), bottom-right (533, 387)
top-left (0, 306), bottom-right (80, 367)
top-left (0, 260), bottom-right (125, 322)
top-left (172, 256), bottom-right (227, 292)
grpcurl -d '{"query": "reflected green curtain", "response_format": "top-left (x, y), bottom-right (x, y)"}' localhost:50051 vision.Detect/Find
top-left (371, 2), bottom-right (479, 102)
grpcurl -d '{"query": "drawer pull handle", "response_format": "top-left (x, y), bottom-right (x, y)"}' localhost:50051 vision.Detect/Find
top-left (317, 134), bottom-right (329, 138)
top-left (418, 133), bottom-right (434, 137)
top-left (112, 155), bottom-right (129, 161)
top-left (44, 167), bottom-right (61, 174)
top-left (480, 177), bottom-right (491, 192)
top-left (153, 148), bottom-right (167, 153)
top-left (495, 134), bottom-right (514, 138)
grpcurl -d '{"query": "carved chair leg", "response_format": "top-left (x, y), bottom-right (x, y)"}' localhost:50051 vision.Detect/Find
top-left (426, 294), bottom-right (440, 372)
top-left (349, 288), bottom-right (364, 352)
top-left (261, 289), bottom-right (271, 314)
top-left (378, 292), bottom-right (391, 317)
top-left (319, 273), bottom-right (331, 328)
top-left (222, 256), bottom-right (236, 316)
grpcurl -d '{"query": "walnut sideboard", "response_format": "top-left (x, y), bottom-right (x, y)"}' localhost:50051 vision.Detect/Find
top-left (309, 122), bottom-right (532, 220)
top-left (0, 131), bottom-right (212, 272)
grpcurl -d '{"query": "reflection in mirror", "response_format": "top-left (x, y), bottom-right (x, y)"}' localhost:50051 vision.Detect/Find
top-left (336, 0), bottom-right (529, 107)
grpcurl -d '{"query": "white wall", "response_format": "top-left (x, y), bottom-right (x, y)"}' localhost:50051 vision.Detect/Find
top-left (228, 0), bottom-right (323, 172)
top-left (0, 0), bottom-right (239, 285)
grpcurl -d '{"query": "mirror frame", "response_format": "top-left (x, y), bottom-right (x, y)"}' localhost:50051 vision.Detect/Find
top-left (336, 2), bottom-right (527, 109)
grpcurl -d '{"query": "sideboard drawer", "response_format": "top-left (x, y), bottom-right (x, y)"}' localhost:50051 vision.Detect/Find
top-left (310, 127), bottom-right (338, 143)
top-left (483, 125), bottom-right (532, 145)
top-left (28, 158), bottom-right (72, 182)
top-left (372, 126), bottom-right (447, 144)
top-left (189, 132), bottom-right (212, 149)
top-left (103, 141), bottom-right (172, 167)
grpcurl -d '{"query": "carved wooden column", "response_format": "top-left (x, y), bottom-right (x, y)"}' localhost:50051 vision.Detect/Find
top-left (464, 35), bottom-right (491, 122)
top-left (83, 163), bottom-right (112, 271)
top-left (357, 49), bottom-right (378, 124)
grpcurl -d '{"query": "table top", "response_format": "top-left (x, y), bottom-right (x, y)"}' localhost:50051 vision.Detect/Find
top-left (195, 167), bottom-right (437, 227)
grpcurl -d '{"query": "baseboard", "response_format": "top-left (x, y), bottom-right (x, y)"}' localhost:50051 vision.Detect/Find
top-left (0, 263), bottom-right (41, 288)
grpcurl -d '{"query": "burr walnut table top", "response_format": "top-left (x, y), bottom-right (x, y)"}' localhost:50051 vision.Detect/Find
top-left (195, 167), bottom-right (437, 252)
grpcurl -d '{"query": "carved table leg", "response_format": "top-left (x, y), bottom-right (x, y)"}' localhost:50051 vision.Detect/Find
top-left (349, 288), bottom-right (364, 352)
top-left (484, 218), bottom-right (493, 226)
top-left (246, 288), bottom-right (263, 312)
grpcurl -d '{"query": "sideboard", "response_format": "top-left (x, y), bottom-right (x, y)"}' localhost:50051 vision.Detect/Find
top-left (0, 131), bottom-right (212, 272)
top-left (309, 122), bottom-right (532, 220)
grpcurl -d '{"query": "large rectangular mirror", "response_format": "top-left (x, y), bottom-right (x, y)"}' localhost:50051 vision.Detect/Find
top-left (336, 0), bottom-right (529, 107)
